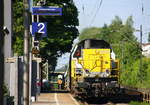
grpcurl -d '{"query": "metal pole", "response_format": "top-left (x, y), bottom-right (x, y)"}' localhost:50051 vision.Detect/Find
top-left (29, 53), bottom-right (31, 105)
top-left (37, 15), bottom-right (39, 22)
top-left (36, 14), bottom-right (40, 96)
top-left (47, 61), bottom-right (49, 80)
top-left (0, 0), bottom-right (4, 104)
top-left (140, 25), bottom-right (143, 81)
top-left (29, 15), bottom-right (34, 105)
top-left (23, 0), bottom-right (30, 105)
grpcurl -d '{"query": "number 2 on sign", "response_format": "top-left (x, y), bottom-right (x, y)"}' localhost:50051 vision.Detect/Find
top-left (38, 23), bottom-right (45, 34)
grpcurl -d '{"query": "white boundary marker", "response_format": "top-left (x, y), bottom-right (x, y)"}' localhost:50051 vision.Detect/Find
top-left (69, 94), bottom-right (80, 105)
top-left (55, 93), bottom-right (59, 105)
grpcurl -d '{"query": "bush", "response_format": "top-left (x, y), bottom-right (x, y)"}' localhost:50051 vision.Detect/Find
top-left (120, 57), bottom-right (150, 89)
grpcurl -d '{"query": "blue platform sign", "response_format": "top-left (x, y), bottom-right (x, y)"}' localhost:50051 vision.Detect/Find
top-left (32, 22), bottom-right (47, 37)
top-left (32, 7), bottom-right (62, 16)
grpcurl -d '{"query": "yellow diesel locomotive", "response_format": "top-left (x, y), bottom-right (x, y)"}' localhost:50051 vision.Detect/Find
top-left (69, 39), bottom-right (120, 97)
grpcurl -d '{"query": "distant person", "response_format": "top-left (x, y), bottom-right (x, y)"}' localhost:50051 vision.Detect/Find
top-left (57, 74), bottom-right (63, 89)
top-left (57, 79), bottom-right (62, 90)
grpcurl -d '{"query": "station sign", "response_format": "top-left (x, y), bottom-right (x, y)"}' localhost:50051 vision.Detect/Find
top-left (32, 7), bottom-right (62, 16)
top-left (5, 57), bottom-right (16, 63)
top-left (32, 22), bottom-right (47, 37)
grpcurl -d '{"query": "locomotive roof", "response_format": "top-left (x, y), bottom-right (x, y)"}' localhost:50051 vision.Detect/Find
top-left (78, 39), bottom-right (111, 48)
top-left (79, 38), bottom-right (110, 44)
top-left (71, 39), bottom-right (111, 53)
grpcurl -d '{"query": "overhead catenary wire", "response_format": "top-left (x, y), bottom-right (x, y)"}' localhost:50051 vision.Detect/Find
top-left (90, 0), bottom-right (99, 17)
top-left (80, 0), bottom-right (85, 14)
top-left (75, 0), bottom-right (84, 13)
top-left (89, 0), bottom-right (103, 27)
top-left (73, 0), bottom-right (86, 31)
top-left (120, 0), bottom-right (144, 48)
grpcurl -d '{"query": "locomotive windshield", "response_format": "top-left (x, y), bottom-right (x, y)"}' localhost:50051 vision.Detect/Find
top-left (90, 40), bottom-right (110, 48)
top-left (78, 39), bottom-right (111, 49)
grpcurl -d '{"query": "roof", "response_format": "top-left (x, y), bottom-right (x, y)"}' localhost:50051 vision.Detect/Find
top-left (142, 43), bottom-right (150, 47)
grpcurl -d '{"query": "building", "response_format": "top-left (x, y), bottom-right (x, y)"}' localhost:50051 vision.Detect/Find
top-left (142, 43), bottom-right (150, 58)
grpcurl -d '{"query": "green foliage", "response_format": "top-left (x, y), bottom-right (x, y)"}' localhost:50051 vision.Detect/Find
top-left (13, 36), bottom-right (24, 55)
top-left (13, 0), bottom-right (79, 69)
top-left (3, 84), bottom-right (9, 96)
top-left (120, 57), bottom-right (150, 88)
top-left (39, 1), bottom-right (79, 69)
top-left (79, 27), bottom-right (101, 40)
top-left (3, 84), bottom-right (14, 105)
top-left (12, 1), bottom-right (24, 55)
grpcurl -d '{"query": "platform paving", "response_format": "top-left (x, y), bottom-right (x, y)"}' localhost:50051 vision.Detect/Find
top-left (31, 93), bottom-right (80, 105)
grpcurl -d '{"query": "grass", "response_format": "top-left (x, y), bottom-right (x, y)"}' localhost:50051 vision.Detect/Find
top-left (130, 101), bottom-right (150, 105)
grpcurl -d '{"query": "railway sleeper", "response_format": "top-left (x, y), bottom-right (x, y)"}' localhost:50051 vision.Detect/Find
top-left (142, 92), bottom-right (150, 103)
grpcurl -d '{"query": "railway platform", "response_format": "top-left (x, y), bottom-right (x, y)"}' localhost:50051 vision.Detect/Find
top-left (31, 92), bottom-right (80, 105)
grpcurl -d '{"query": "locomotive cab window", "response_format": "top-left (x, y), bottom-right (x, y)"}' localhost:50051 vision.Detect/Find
top-left (73, 46), bottom-right (81, 58)
top-left (90, 40), bottom-right (110, 48)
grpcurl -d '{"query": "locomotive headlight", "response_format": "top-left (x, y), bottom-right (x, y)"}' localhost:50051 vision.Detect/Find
top-left (76, 68), bottom-right (82, 74)
top-left (106, 69), bottom-right (110, 76)
top-left (102, 69), bottom-right (110, 77)
top-left (85, 69), bottom-right (90, 74)
top-left (106, 69), bottom-right (110, 74)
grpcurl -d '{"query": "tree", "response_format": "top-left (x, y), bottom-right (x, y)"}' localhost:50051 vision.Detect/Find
top-left (13, 0), bottom-right (79, 69)
top-left (13, 1), bottom-right (24, 55)
top-left (79, 27), bottom-right (100, 40)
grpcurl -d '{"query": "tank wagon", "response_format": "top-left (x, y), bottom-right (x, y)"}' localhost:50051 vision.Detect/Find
top-left (69, 39), bottom-right (120, 97)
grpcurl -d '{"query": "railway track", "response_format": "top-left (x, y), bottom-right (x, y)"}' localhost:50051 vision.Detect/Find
top-left (122, 85), bottom-right (150, 104)
top-left (38, 86), bottom-right (150, 105)
top-left (76, 95), bottom-right (140, 105)
top-left (32, 86), bottom-right (150, 105)
top-left (74, 87), bottom-right (144, 105)
top-left (71, 84), bottom-right (150, 105)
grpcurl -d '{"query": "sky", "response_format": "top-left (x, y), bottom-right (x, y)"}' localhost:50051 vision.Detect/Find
top-left (74, 0), bottom-right (150, 42)
top-left (56, 0), bottom-right (150, 69)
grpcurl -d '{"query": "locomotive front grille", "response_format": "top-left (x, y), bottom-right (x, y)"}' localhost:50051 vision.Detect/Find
top-left (84, 77), bottom-right (118, 83)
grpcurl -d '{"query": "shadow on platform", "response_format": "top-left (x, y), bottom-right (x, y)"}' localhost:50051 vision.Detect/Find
top-left (41, 89), bottom-right (70, 93)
